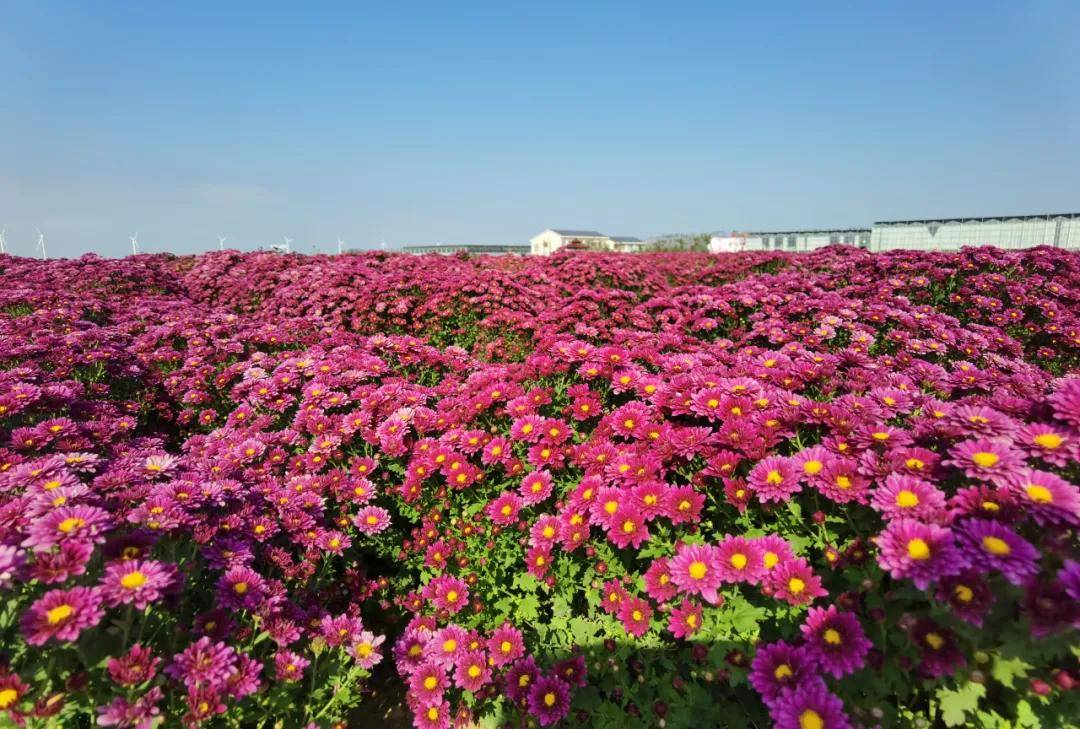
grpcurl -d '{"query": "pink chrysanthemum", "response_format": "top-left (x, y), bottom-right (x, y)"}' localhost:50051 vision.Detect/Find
top-left (945, 438), bottom-right (1024, 485)
top-left (870, 474), bottom-right (948, 522)
top-left (766, 557), bottom-right (827, 606)
top-left (22, 586), bottom-right (105, 645)
top-left (487, 622), bottom-right (525, 667)
top-left (354, 506), bottom-right (392, 534)
top-left (1009, 469), bottom-right (1080, 526)
top-left (748, 456), bottom-right (801, 503)
top-left (453, 650), bottom-right (491, 692)
top-left (669, 543), bottom-right (724, 605)
top-left (715, 535), bottom-right (767, 584)
top-left (667, 598), bottom-right (703, 639)
top-left (100, 559), bottom-right (178, 610)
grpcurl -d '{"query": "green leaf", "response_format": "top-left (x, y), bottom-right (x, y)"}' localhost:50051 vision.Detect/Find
top-left (515, 593), bottom-right (541, 622)
top-left (990, 654), bottom-right (1032, 689)
top-left (937, 681), bottom-right (986, 727)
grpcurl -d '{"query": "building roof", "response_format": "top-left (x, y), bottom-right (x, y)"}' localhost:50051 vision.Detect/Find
top-left (874, 213), bottom-right (1080, 225)
top-left (550, 229), bottom-right (605, 237)
top-left (609, 236), bottom-right (644, 243)
top-left (745, 229), bottom-right (870, 236)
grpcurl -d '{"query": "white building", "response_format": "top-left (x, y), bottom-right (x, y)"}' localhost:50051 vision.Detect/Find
top-left (871, 213), bottom-right (1080, 251)
top-left (743, 229), bottom-right (870, 252)
top-left (529, 229), bottom-right (645, 255)
top-left (708, 235), bottom-right (747, 253)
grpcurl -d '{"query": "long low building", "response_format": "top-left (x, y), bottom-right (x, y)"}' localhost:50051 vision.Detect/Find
top-left (400, 243), bottom-right (530, 255)
top-left (870, 213), bottom-right (1080, 251)
top-left (743, 229), bottom-right (871, 252)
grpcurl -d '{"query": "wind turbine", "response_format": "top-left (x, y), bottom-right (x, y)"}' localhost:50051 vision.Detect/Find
top-left (0, 227), bottom-right (6, 255)
top-left (34, 227), bottom-right (47, 260)
top-left (337, 236), bottom-right (345, 255)
top-left (217, 234), bottom-right (227, 251)
top-left (283, 236), bottom-right (292, 254)
top-left (130, 232), bottom-right (139, 255)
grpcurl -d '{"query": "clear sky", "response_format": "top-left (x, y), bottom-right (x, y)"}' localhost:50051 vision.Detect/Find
top-left (1, 1), bottom-right (1077, 258)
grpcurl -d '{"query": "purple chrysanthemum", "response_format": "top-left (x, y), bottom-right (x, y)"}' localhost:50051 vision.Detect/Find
top-left (800, 606), bottom-right (872, 678)
top-left (936, 572), bottom-right (995, 627)
top-left (770, 678), bottom-right (852, 729)
top-left (526, 675), bottom-right (571, 727)
top-left (954, 519), bottom-right (1039, 586)
top-left (875, 519), bottom-right (967, 589)
top-left (1060, 560), bottom-right (1080, 602)
top-left (748, 641), bottom-right (816, 707)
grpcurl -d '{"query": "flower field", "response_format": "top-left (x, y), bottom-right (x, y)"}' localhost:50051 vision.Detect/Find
top-left (1, 246), bottom-right (1078, 729)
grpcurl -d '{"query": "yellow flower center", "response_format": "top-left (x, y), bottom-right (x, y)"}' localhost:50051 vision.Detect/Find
top-left (800, 709), bottom-right (824, 729)
top-left (442, 639), bottom-right (457, 652)
top-left (57, 517), bottom-right (85, 534)
top-left (501, 640), bottom-right (512, 654)
top-left (730, 553), bottom-right (748, 570)
top-left (971, 452), bottom-right (999, 468)
top-left (1025, 484), bottom-right (1053, 504)
top-left (823, 628), bottom-right (842, 645)
top-left (907, 538), bottom-right (931, 560)
top-left (872, 431), bottom-right (890, 441)
top-left (764, 552), bottom-right (779, 569)
top-left (765, 470), bottom-right (783, 485)
top-left (905, 457), bottom-right (925, 469)
top-left (423, 676), bottom-right (438, 690)
top-left (954, 585), bottom-right (974, 602)
top-left (688, 561), bottom-right (708, 580)
top-left (0, 689), bottom-right (18, 709)
top-left (788, 577), bottom-right (806, 594)
top-left (982, 536), bottom-right (1010, 555)
top-left (685, 613), bottom-right (698, 627)
top-left (427, 707), bottom-right (439, 721)
top-left (46, 604), bottom-right (73, 625)
top-left (1033, 433), bottom-right (1064, 449)
top-left (896, 490), bottom-right (919, 508)
top-left (622, 520), bottom-right (636, 534)
top-left (925, 632), bottom-right (944, 650)
top-left (835, 476), bottom-right (852, 489)
top-left (803, 460), bottom-right (823, 475)
top-left (233, 582), bottom-right (249, 595)
top-left (120, 571), bottom-right (148, 589)
top-left (544, 692), bottom-right (557, 707)
top-left (774, 664), bottom-right (793, 680)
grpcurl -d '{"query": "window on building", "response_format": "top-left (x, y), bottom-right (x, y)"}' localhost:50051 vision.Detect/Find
top-left (787, 236), bottom-right (797, 250)
top-left (843, 233), bottom-right (854, 244)
top-left (829, 234), bottom-right (839, 245)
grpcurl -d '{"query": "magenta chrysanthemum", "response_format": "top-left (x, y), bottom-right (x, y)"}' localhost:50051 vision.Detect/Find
top-left (875, 519), bottom-right (967, 589)
top-left (669, 543), bottom-right (724, 605)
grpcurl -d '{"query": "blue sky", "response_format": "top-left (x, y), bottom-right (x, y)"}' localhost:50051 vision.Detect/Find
top-left (1, 1), bottom-right (1077, 257)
